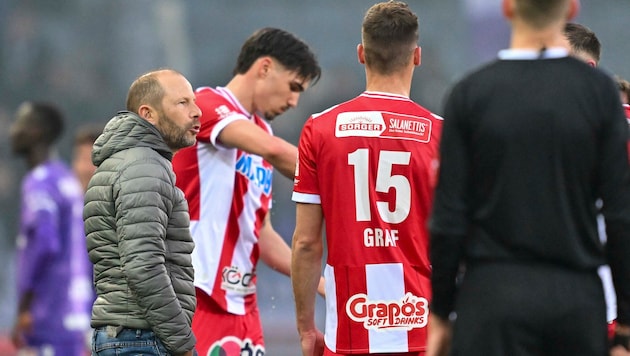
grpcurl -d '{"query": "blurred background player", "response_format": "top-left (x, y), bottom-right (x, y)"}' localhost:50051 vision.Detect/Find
top-left (561, 22), bottom-right (601, 67)
top-left (10, 101), bottom-right (93, 356)
top-left (71, 123), bottom-right (103, 192)
top-left (172, 28), bottom-right (323, 355)
top-left (291, 2), bottom-right (442, 355)
top-left (563, 22), bottom-right (630, 339)
top-left (616, 76), bottom-right (630, 105)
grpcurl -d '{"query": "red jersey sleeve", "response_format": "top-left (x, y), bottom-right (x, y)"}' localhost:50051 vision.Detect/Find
top-left (195, 87), bottom-right (247, 146)
top-left (293, 116), bottom-right (321, 204)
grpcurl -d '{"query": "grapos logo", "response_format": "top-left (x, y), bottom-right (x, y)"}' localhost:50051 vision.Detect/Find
top-left (207, 336), bottom-right (265, 356)
top-left (345, 292), bottom-right (429, 331)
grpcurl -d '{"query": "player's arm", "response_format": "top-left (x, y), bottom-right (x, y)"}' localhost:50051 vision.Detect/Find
top-left (259, 213), bottom-right (292, 276)
top-left (13, 189), bottom-right (61, 347)
top-left (217, 119), bottom-right (297, 179)
top-left (259, 213), bottom-right (325, 297)
top-left (291, 203), bottom-right (325, 334)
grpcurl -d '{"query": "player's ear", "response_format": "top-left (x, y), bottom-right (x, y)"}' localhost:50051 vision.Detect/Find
top-left (357, 44), bottom-right (365, 64)
top-left (502, 0), bottom-right (514, 20)
top-left (256, 56), bottom-right (273, 79)
top-left (567, 0), bottom-right (580, 20)
top-left (414, 46), bottom-right (421, 67)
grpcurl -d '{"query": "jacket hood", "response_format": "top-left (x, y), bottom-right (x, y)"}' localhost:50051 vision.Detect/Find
top-left (92, 111), bottom-right (172, 166)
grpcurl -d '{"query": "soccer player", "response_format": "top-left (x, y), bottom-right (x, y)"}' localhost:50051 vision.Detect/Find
top-left (10, 102), bottom-right (93, 356)
top-left (172, 28), bottom-right (323, 355)
top-left (563, 23), bottom-right (630, 338)
top-left (427, 0), bottom-right (630, 355)
top-left (561, 22), bottom-right (600, 67)
top-left (291, 2), bottom-right (442, 355)
top-left (71, 123), bottom-right (103, 192)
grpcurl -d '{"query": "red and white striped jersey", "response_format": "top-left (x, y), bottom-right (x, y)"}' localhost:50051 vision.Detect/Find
top-left (173, 86), bottom-right (273, 315)
top-left (292, 91), bottom-right (443, 354)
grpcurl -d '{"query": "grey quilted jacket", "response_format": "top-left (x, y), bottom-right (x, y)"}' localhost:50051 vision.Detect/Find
top-left (83, 111), bottom-right (196, 355)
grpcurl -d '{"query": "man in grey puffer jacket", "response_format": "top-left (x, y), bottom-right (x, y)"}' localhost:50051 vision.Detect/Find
top-left (83, 69), bottom-right (201, 356)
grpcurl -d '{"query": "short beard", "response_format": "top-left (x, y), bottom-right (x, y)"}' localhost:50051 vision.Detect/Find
top-left (156, 110), bottom-right (196, 151)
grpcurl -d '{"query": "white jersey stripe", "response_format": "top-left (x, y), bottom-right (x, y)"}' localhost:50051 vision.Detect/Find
top-left (366, 263), bottom-right (408, 353)
top-left (292, 191), bottom-right (321, 204)
top-left (225, 188), bottom-right (263, 314)
top-left (324, 264), bottom-right (338, 353)
top-left (192, 144), bottom-right (236, 295)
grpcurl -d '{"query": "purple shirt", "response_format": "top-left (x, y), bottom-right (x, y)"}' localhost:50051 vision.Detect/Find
top-left (16, 159), bottom-right (93, 345)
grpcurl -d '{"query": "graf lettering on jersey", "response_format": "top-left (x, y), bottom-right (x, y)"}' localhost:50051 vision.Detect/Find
top-left (336, 111), bottom-right (386, 138)
top-left (363, 228), bottom-right (399, 247)
top-left (346, 292), bottom-right (429, 331)
top-left (235, 153), bottom-right (272, 195)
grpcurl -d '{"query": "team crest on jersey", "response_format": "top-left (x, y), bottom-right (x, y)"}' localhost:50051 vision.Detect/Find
top-left (335, 111), bottom-right (432, 143)
top-left (215, 104), bottom-right (234, 120)
top-left (207, 336), bottom-right (265, 356)
top-left (235, 153), bottom-right (272, 195)
top-left (346, 292), bottom-right (428, 331)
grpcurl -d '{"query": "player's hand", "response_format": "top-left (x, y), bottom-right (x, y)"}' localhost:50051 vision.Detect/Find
top-left (11, 311), bottom-right (32, 348)
top-left (426, 314), bottom-right (452, 356)
top-left (299, 328), bottom-right (324, 356)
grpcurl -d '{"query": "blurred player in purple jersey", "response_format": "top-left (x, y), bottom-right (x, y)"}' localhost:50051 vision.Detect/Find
top-left (10, 101), bottom-right (93, 356)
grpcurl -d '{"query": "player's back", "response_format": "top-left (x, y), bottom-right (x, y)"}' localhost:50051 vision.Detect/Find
top-left (300, 92), bottom-right (442, 268)
top-left (294, 91), bottom-right (442, 353)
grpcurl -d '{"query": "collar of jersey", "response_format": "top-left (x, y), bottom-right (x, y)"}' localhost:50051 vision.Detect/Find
top-left (498, 47), bottom-right (569, 60)
top-left (362, 91), bottom-right (411, 100)
top-left (216, 86), bottom-right (252, 117)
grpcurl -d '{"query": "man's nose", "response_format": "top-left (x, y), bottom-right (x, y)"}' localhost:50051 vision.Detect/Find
top-left (288, 92), bottom-right (301, 108)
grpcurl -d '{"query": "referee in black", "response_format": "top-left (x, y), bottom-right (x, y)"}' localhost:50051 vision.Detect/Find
top-left (426, 0), bottom-right (630, 355)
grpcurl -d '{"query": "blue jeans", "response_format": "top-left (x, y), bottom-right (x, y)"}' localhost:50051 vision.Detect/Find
top-left (92, 326), bottom-right (196, 356)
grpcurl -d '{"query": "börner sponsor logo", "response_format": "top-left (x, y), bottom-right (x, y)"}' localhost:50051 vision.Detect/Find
top-left (338, 122), bottom-right (384, 132)
top-left (336, 111), bottom-right (386, 137)
top-left (335, 111), bottom-right (432, 142)
top-left (345, 292), bottom-right (429, 331)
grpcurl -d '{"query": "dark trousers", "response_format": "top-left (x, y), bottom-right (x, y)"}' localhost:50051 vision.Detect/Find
top-left (451, 262), bottom-right (608, 356)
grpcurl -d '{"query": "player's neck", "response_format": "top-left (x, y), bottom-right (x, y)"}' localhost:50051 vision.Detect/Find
top-left (26, 146), bottom-right (53, 169)
top-left (509, 20), bottom-right (566, 50)
top-left (364, 72), bottom-right (412, 97)
top-left (225, 75), bottom-right (255, 114)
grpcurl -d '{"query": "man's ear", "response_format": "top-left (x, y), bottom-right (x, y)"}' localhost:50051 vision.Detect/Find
top-left (414, 46), bottom-right (421, 66)
top-left (502, 0), bottom-right (514, 20)
top-left (256, 56), bottom-right (273, 79)
top-left (357, 43), bottom-right (365, 64)
top-left (138, 104), bottom-right (157, 125)
top-left (567, 0), bottom-right (580, 20)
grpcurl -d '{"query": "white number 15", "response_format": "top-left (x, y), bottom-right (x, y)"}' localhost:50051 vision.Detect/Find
top-left (348, 149), bottom-right (411, 224)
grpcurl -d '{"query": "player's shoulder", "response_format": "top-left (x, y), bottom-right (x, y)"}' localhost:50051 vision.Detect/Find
top-left (195, 86), bottom-right (241, 121)
top-left (195, 86), bottom-right (231, 106)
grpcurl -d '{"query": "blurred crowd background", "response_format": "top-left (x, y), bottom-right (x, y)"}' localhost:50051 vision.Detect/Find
top-left (0, 0), bottom-right (628, 353)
